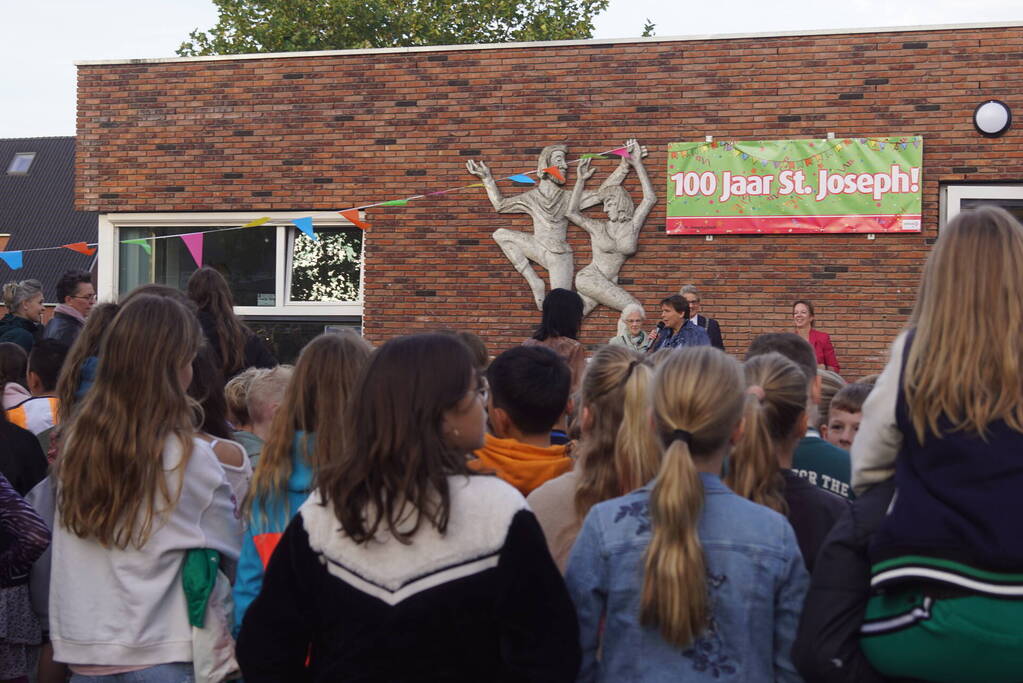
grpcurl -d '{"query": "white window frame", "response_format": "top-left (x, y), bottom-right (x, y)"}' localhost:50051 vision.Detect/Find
top-left (943, 185), bottom-right (1023, 226)
top-left (97, 212), bottom-right (364, 317)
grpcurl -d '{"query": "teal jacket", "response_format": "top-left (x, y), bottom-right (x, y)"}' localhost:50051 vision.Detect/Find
top-left (233, 431), bottom-right (314, 634)
top-left (0, 314), bottom-right (40, 353)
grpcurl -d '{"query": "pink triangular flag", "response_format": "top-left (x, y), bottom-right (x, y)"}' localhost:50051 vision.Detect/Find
top-left (181, 233), bottom-right (203, 267)
top-left (339, 209), bottom-right (370, 231)
top-left (609, 147), bottom-right (631, 159)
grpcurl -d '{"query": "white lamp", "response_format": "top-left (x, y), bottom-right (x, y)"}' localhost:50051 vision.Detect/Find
top-left (974, 100), bottom-right (1011, 138)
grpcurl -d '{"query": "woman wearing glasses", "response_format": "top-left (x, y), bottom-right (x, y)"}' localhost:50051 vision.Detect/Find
top-left (43, 271), bottom-right (95, 348)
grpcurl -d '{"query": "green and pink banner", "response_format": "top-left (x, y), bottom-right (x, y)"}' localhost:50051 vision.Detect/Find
top-left (666, 137), bottom-right (923, 234)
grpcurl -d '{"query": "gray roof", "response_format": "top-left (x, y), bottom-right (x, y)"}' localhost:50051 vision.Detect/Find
top-left (0, 137), bottom-right (98, 302)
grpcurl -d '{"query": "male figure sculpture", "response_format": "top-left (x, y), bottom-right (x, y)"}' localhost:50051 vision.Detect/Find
top-left (467, 145), bottom-right (630, 310)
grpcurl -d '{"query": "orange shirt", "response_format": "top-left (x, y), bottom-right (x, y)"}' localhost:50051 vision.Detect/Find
top-left (471, 433), bottom-right (573, 496)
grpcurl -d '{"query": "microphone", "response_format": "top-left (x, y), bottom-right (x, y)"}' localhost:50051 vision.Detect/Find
top-left (649, 321), bottom-right (669, 352)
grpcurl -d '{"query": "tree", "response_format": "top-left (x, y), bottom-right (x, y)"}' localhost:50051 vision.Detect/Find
top-left (178, 0), bottom-right (613, 56)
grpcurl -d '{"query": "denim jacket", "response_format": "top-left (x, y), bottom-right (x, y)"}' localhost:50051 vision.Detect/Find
top-left (565, 473), bottom-right (809, 682)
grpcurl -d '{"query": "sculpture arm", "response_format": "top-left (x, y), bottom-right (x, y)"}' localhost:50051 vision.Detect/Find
top-left (631, 144), bottom-right (658, 227)
top-left (579, 158), bottom-right (630, 209)
top-left (468, 159), bottom-right (527, 214)
top-left (566, 159), bottom-right (604, 235)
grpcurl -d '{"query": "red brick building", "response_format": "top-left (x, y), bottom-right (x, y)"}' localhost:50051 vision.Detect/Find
top-left (77, 22), bottom-right (1023, 374)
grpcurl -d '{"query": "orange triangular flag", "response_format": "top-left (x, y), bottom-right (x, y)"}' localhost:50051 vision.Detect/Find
top-left (339, 209), bottom-right (370, 230)
top-left (63, 242), bottom-right (96, 256)
top-left (542, 166), bottom-right (566, 183)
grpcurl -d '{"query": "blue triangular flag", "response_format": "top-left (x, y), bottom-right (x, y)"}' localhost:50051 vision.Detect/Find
top-left (507, 174), bottom-right (535, 184)
top-left (291, 217), bottom-right (318, 241)
top-left (0, 251), bottom-right (23, 270)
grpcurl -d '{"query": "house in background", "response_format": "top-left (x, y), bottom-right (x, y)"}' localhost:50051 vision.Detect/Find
top-left (1, 137), bottom-right (98, 318)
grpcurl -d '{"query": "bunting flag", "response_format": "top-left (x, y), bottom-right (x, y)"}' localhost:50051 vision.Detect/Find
top-left (0, 252), bottom-right (23, 270)
top-left (181, 233), bottom-right (203, 268)
top-left (0, 143), bottom-right (632, 270)
top-left (62, 242), bottom-right (97, 256)
top-left (122, 239), bottom-right (152, 254)
top-left (542, 166), bottom-right (566, 183)
top-left (291, 217), bottom-right (317, 241)
top-left (609, 147), bottom-right (631, 159)
top-left (339, 209), bottom-right (370, 231)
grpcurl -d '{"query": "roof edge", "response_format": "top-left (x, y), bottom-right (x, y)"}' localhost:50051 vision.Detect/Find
top-left (75, 20), bottom-right (1023, 67)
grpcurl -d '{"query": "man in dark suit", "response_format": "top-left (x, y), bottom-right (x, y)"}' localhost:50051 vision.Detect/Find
top-left (680, 285), bottom-right (724, 351)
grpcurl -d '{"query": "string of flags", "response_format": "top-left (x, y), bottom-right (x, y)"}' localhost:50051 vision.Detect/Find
top-left (0, 145), bottom-right (633, 271)
top-left (669, 136), bottom-right (920, 170)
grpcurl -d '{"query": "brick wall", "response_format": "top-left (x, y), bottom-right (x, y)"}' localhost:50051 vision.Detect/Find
top-left (76, 26), bottom-right (1023, 378)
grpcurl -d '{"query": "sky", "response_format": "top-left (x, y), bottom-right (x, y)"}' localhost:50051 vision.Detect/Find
top-left (2, 0), bottom-right (1022, 138)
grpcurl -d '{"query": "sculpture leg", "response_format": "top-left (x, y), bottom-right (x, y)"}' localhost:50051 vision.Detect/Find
top-left (547, 251), bottom-right (575, 293)
top-left (575, 264), bottom-right (639, 314)
top-left (492, 228), bottom-right (547, 309)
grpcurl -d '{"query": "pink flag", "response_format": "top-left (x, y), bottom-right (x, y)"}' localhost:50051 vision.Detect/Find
top-left (609, 147), bottom-right (631, 159)
top-left (181, 233), bottom-right (203, 267)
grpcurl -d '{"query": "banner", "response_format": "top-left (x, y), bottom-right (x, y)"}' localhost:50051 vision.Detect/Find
top-left (666, 137), bottom-right (923, 234)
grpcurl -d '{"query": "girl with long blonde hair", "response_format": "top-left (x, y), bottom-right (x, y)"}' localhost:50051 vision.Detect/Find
top-left (727, 352), bottom-right (848, 573)
top-left (49, 294), bottom-right (241, 680)
top-left (565, 346), bottom-right (807, 681)
top-left (232, 329), bottom-right (371, 632)
top-left (527, 344), bottom-right (660, 571)
top-left (852, 206), bottom-right (1023, 682)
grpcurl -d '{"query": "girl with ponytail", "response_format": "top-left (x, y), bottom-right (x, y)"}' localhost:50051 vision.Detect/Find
top-left (727, 352), bottom-right (849, 572)
top-left (527, 344), bottom-right (660, 571)
top-left (565, 346), bottom-right (808, 681)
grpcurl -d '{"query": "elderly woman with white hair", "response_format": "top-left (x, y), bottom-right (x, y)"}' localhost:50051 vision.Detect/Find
top-left (608, 303), bottom-right (652, 352)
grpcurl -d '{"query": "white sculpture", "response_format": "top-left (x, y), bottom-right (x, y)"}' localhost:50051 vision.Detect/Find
top-left (466, 145), bottom-right (630, 310)
top-left (567, 139), bottom-right (657, 316)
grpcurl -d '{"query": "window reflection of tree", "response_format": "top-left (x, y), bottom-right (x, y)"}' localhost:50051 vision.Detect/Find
top-left (291, 228), bottom-right (363, 302)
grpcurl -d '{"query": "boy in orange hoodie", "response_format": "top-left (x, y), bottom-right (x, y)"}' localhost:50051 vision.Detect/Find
top-left (472, 345), bottom-right (573, 495)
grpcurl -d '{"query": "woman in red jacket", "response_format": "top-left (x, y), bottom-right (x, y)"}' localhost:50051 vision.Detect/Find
top-left (793, 300), bottom-right (840, 373)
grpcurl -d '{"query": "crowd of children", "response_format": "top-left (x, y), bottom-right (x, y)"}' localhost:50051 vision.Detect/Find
top-left (0, 207), bottom-right (1021, 682)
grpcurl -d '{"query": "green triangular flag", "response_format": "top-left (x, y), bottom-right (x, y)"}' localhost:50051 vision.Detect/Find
top-left (380, 199), bottom-right (409, 206)
top-left (580, 153), bottom-right (606, 159)
top-left (122, 238), bottom-right (152, 255)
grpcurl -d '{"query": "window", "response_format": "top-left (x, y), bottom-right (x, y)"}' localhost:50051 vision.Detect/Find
top-left (98, 212), bottom-right (364, 318)
top-left (118, 225), bottom-right (277, 306)
top-left (7, 152), bottom-right (35, 175)
top-left (944, 185), bottom-right (1023, 226)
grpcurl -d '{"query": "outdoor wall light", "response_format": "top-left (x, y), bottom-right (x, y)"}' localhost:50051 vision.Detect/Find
top-left (974, 100), bottom-right (1011, 137)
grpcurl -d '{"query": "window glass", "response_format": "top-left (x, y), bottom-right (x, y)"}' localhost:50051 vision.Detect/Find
top-left (961, 198), bottom-right (1023, 225)
top-left (7, 152), bottom-right (35, 175)
top-left (289, 227), bottom-right (363, 303)
top-left (118, 225), bottom-right (276, 306)
top-left (245, 318), bottom-right (361, 364)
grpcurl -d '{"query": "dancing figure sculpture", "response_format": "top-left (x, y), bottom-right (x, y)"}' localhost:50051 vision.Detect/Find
top-left (567, 139), bottom-right (656, 315)
top-left (467, 145), bottom-right (630, 310)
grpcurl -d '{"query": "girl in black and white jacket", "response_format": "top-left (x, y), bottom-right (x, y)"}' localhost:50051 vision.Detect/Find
top-left (237, 333), bottom-right (580, 682)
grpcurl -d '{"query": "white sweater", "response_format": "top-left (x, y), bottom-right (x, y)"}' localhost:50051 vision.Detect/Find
top-left (50, 436), bottom-right (242, 667)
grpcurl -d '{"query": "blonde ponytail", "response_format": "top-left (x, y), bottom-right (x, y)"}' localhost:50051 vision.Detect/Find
top-left (727, 352), bottom-right (807, 514)
top-left (726, 394), bottom-right (788, 514)
top-left (641, 438), bottom-right (707, 647)
top-left (641, 346), bottom-right (746, 648)
top-left (574, 346), bottom-right (660, 520)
